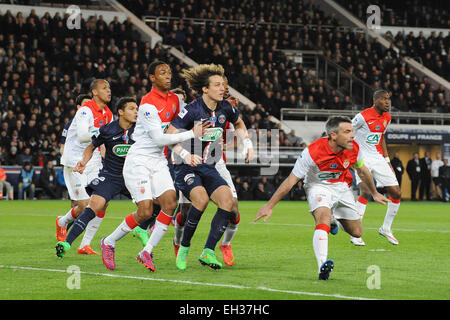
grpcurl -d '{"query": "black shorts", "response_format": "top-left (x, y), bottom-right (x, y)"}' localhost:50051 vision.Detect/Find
top-left (174, 163), bottom-right (228, 201)
top-left (87, 171), bottom-right (130, 203)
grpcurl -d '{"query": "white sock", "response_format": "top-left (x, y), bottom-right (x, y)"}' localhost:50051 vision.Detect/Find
top-left (355, 197), bottom-right (368, 221)
top-left (313, 227), bottom-right (329, 273)
top-left (58, 207), bottom-right (76, 227)
top-left (173, 219), bottom-right (184, 246)
top-left (79, 216), bottom-right (103, 248)
top-left (143, 211), bottom-right (172, 254)
top-left (382, 199), bottom-right (400, 231)
top-left (104, 214), bottom-right (137, 246)
top-left (221, 222), bottom-right (238, 246)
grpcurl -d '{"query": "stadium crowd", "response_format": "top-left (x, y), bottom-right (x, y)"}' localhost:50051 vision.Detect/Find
top-left (0, 1), bottom-right (449, 201)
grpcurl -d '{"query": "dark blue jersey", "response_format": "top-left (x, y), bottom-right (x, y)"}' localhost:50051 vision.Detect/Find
top-left (60, 119), bottom-right (72, 144)
top-left (91, 120), bottom-right (135, 177)
top-left (170, 97), bottom-right (239, 165)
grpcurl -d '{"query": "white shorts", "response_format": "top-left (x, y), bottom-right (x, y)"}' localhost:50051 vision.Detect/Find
top-left (64, 166), bottom-right (90, 201)
top-left (123, 154), bottom-right (175, 203)
top-left (177, 161), bottom-right (237, 204)
top-left (355, 157), bottom-right (398, 187)
top-left (305, 183), bottom-right (360, 221)
top-left (63, 162), bottom-right (101, 201)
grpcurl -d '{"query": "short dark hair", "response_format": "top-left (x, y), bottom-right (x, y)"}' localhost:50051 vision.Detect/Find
top-left (116, 96), bottom-right (136, 113)
top-left (75, 94), bottom-right (91, 106)
top-left (325, 116), bottom-right (352, 136)
top-left (90, 79), bottom-right (108, 92)
top-left (148, 61), bottom-right (168, 75)
top-left (373, 89), bottom-right (389, 101)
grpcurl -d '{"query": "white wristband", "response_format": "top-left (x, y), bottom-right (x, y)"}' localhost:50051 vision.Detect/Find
top-left (243, 138), bottom-right (253, 149)
top-left (385, 157), bottom-right (390, 163)
top-left (179, 149), bottom-right (190, 159)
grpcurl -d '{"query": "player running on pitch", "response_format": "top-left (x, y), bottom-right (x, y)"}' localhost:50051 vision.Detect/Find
top-left (255, 116), bottom-right (388, 280)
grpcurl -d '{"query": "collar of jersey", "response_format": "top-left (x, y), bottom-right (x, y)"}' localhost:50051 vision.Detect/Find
top-left (150, 87), bottom-right (174, 100)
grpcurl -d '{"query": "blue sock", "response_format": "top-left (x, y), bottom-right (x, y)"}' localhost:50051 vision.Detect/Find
top-left (65, 207), bottom-right (96, 245)
top-left (181, 206), bottom-right (204, 247)
top-left (204, 208), bottom-right (234, 250)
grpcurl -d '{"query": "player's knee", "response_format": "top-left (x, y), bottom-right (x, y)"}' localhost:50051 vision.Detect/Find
top-left (219, 196), bottom-right (234, 212)
top-left (390, 187), bottom-right (402, 200)
top-left (352, 228), bottom-right (363, 238)
top-left (161, 198), bottom-right (178, 214)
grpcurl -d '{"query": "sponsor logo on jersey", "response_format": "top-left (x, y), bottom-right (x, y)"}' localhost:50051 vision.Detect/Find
top-left (200, 127), bottom-right (223, 141)
top-left (366, 132), bottom-right (382, 145)
top-left (316, 171), bottom-right (342, 181)
top-left (112, 144), bottom-right (131, 157)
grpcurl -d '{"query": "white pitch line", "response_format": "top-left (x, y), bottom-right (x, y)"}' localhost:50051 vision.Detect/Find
top-left (3, 213), bottom-right (449, 233)
top-left (0, 265), bottom-right (378, 300)
top-left (251, 222), bottom-right (450, 233)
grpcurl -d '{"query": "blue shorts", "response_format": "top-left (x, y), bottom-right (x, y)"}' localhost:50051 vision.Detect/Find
top-left (174, 164), bottom-right (228, 201)
top-left (87, 171), bottom-right (130, 203)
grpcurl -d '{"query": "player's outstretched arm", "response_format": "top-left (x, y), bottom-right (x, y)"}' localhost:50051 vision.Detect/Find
top-left (74, 143), bottom-right (95, 174)
top-left (255, 173), bottom-right (301, 222)
top-left (355, 164), bottom-right (388, 205)
top-left (166, 124), bottom-right (203, 167)
top-left (149, 121), bottom-right (210, 147)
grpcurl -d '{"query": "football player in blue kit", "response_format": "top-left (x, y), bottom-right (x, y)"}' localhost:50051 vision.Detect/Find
top-left (55, 97), bottom-right (138, 258)
top-left (166, 64), bottom-right (253, 270)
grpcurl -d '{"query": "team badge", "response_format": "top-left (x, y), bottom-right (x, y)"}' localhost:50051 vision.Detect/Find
top-left (92, 178), bottom-right (99, 185)
top-left (218, 114), bottom-right (226, 124)
top-left (172, 104), bottom-right (176, 113)
top-left (343, 159), bottom-right (350, 168)
top-left (140, 186), bottom-right (146, 194)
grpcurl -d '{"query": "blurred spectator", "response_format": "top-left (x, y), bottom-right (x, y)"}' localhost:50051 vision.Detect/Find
top-left (0, 161), bottom-right (14, 200)
top-left (18, 162), bottom-right (36, 200)
top-left (406, 152), bottom-right (421, 201)
top-left (390, 152), bottom-right (404, 187)
top-left (38, 160), bottom-right (61, 199)
top-left (431, 153), bottom-right (444, 200)
top-left (254, 181), bottom-right (270, 200)
top-left (438, 159), bottom-right (450, 202)
top-left (419, 151), bottom-right (432, 200)
top-left (286, 130), bottom-right (305, 147)
top-left (238, 181), bottom-right (253, 200)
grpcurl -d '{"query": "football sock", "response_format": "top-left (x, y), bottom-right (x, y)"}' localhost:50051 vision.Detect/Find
top-left (143, 211), bottom-right (172, 254)
top-left (58, 207), bottom-right (77, 227)
top-left (204, 208), bottom-right (234, 250)
top-left (174, 212), bottom-right (185, 246)
top-left (181, 206), bottom-right (203, 247)
top-left (104, 213), bottom-right (138, 246)
top-left (313, 224), bottom-right (330, 273)
top-left (79, 211), bottom-right (104, 248)
top-left (65, 207), bottom-right (96, 245)
top-left (356, 196), bottom-right (368, 221)
top-left (382, 197), bottom-right (400, 231)
top-left (221, 212), bottom-right (240, 246)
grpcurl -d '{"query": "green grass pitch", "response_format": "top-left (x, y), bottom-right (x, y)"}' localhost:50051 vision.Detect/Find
top-left (0, 200), bottom-right (449, 300)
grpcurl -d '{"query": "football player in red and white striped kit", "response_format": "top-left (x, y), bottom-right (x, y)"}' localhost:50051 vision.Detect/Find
top-left (255, 116), bottom-right (388, 280)
top-left (351, 89), bottom-right (402, 246)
